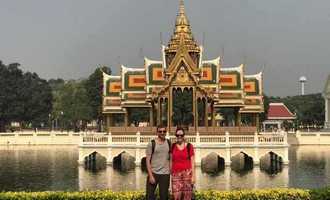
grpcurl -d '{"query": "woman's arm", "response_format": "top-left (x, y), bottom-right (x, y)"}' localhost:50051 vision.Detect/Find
top-left (190, 156), bottom-right (196, 184)
top-left (191, 155), bottom-right (195, 184)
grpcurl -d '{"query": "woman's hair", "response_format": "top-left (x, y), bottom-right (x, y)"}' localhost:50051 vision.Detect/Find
top-left (175, 127), bottom-right (185, 135)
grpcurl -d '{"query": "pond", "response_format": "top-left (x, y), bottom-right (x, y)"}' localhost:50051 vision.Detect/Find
top-left (0, 145), bottom-right (329, 191)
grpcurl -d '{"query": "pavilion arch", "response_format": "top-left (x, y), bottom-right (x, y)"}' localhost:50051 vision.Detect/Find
top-left (201, 152), bottom-right (225, 173)
top-left (113, 151), bottom-right (136, 171)
top-left (258, 151), bottom-right (284, 162)
top-left (83, 151), bottom-right (107, 171)
top-left (81, 150), bottom-right (108, 163)
top-left (259, 151), bottom-right (283, 174)
top-left (231, 151), bottom-right (254, 172)
top-left (231, 149), bottom-right (254, 160)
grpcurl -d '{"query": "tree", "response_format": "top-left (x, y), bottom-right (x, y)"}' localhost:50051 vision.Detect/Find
top-left (0, 62), bottom-right (23, 131)
top-left (20, 72), bottom-right (53, 128)
top-left (52, 80), bottom-right (93, 132)
top-left (85, 66), bottom-right (112, 131)
top-left (0, 61), bottom-right (52, 132)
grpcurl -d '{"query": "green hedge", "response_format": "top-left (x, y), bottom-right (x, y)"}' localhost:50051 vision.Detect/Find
top-left (0, 188), bottom-right (329, 200)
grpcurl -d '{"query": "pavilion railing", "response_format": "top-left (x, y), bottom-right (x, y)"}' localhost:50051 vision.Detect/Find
top-left (108, 126), bottom-right (257, 135)
top-left (80, 132), bottom-right (287, 146)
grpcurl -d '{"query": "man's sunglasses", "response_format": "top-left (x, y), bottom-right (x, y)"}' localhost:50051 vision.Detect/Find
top-left (157, 130), bottom-right (166, 133)
top-left (175, 134), bottom-right (184, 138)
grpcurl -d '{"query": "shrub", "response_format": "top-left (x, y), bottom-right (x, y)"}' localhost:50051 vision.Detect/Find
top-left (310, 188), bottom-right (330, 200)
top-left (0, 188), bottom-right (316, 200)
top-left (195, 189), bottom-right (310, 200)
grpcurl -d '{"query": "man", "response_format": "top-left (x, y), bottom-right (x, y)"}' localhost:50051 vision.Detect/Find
top-left (146, 125), bottom-right (171, 200)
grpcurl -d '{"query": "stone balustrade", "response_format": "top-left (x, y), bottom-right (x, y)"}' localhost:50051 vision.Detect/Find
top-left (80, 132), bottom-right (288, 147)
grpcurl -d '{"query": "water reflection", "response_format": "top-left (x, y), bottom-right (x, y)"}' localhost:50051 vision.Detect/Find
top-left (0, 145), bottom-right (329, 191)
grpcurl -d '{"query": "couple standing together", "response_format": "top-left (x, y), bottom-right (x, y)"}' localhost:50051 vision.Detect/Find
top-left (146, 126), bottom-right (195, 200)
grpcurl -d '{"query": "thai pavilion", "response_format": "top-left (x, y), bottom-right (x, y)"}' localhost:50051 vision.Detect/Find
top-left (102, 0), bottom-right (264, 135)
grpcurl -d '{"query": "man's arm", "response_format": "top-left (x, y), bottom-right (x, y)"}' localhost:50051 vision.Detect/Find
top-left (146, 143), bottom-right (156, 184)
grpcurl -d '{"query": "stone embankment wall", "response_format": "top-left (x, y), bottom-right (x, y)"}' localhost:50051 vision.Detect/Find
top-left (0, 132), bottom-right (82, 145)
top-left (293, 131), bottom-right (330, 145)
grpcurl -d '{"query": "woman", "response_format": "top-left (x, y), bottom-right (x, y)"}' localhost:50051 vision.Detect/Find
top-left (171, 127), bottom-right (195, 200)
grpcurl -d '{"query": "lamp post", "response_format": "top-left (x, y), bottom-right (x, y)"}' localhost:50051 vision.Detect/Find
top-left (60, 111), bottom-right (64, 132)
top-left (48, 113), bottom-right (51, 131)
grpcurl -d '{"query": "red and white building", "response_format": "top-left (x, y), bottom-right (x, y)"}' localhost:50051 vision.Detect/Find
top-left (263, 103), bottom-right (296, 132)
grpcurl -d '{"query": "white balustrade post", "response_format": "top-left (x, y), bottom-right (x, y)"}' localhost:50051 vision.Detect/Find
top-left (135, 131), bottom-right (141, 166)
top-left (317, 132), bottom-right (321, 144)
top-left (108, 132), bottom-right (112, 145)
top-left (107, 132), bottom-right (113, 165)
top-left (284, 131), bottom-right (288, 145)
top-left (79, 135), bottom-right (84, 146)
top-left (253, 132), bottom-right (260, 165)
top-left (225, 131), bottom-right (230, 147)
top-left (32, 130), bottom-right (37, 145)
top-left (195, 132), bottom-right (201, 166)
top-left (254, 132), bottom-right (259, 146)
top-left (225, 131), bottom-right (231, 166)
top-left (196, 131), bottom-right (200, 145)
top-left (136, 131), bottom-right (141, 146)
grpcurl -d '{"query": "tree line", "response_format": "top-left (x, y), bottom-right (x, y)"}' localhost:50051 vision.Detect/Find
top-left (0, 60), bottom-right (111, 132)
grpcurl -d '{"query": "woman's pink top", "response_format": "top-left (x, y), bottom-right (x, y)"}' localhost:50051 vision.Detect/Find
top-left (171, 143), bottom-right (194, 173)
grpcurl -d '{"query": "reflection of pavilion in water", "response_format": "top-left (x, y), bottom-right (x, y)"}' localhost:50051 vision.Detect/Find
top-left (102, 0), bottom-right (264, 133)
top-left (78, 165), bottom-right (289, 191)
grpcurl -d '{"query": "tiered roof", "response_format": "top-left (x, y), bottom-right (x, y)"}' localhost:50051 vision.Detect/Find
top-left (102, 0), bottom-right (264, 114)
top-left (267, 103), bottom-right (296, 120)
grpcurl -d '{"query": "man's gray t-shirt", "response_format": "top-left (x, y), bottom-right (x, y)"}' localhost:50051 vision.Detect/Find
top-left (146, 140), bottom-right (170, 175)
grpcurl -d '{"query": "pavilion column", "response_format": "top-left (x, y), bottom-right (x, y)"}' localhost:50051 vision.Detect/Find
top-left (204, 99), bottom-right (208, 128)
top-left (251, 113), bottom-right (256, 126)
top-left (149, 105), bottom-right (154, 127)
top-left (211, 102), bottom-right (216, 127)
top-left (109, 114), bottom-right (113, 127)
top-left (124, 109), bottom-right (129, 127)
top-left (159, 98), bottom-right (164, 126)
top-left (236, 110), bottom-right (241, 127)
top-left (157, 99), bottom-right (161, 126)
top-left (106, 114), bottom-right (111, 132)
top-left (193, 88), bottom-right (198, 131)
top-left (168, 89), bottom-right (172, 130)
top-left (256, 113), bottom-right (260, 132)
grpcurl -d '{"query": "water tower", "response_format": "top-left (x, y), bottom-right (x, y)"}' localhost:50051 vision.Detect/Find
top-left (299, 76), bottom-right (307, 95)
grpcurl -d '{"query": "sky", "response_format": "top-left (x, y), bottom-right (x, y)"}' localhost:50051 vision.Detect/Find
top-left (1, 0), bottom-right (330, 97)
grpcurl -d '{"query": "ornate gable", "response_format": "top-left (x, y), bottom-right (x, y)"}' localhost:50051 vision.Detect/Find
top-left (171, 62), bottom-right (196, 86)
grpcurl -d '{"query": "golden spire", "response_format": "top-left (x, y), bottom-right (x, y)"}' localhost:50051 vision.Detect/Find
top-left (166, 0), bottom-right (199, 52)
top-left (175, 0), bottom-right (190, 34)
top-left (179, 0), bottom-right (185, 16)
